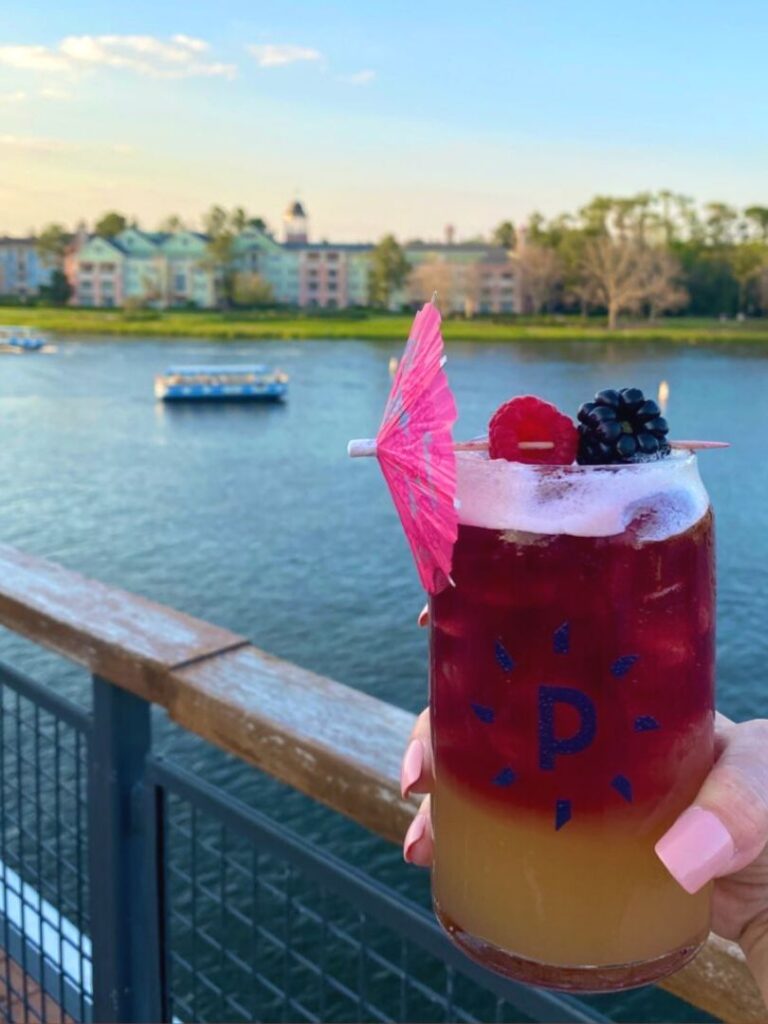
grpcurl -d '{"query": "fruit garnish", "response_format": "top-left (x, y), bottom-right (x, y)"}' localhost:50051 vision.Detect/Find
top-left (577, 388), bottom-right (670, 465)
top-left (488, 395), bottom-right (578, 465)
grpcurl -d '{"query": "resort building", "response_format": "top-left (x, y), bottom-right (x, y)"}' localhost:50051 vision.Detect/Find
top-left (67, 228), bottom-right (216, 308)
top-left (0, 237), bottom-right (54, 299)
top-left (61, 200), bottom-right (520, 312)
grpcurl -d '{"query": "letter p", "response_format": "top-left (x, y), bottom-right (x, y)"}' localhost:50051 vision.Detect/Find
top-left (538, 685), bottom-right (597, 771)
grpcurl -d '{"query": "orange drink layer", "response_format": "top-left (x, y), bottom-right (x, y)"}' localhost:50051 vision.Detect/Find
top-left (429, 452), bottom-right (715, 991)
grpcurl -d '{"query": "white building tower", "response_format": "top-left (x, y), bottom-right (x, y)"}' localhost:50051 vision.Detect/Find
top-left (283, 200), bottom-right (308, 244)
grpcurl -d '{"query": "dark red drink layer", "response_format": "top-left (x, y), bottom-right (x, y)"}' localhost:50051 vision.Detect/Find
top-left (430, 510), bottom-right (715, 824)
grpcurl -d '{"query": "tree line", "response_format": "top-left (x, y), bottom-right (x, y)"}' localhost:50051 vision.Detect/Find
top-left (498, 192), bottom-right (768, 324)
top-left (25, 194), bottom-right (768, 321)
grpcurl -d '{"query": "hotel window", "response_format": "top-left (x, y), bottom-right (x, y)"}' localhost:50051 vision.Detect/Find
top-left (307, 252), bottom-right (320, 261)
top-left (174, 274), bottom-right (187, 291)
top-left (327, 281), bottom-right (337, 292)
top-left (81, 263), bottom-right (94, 273)
top-left (308, 282), bottom-right (318, 292)
top-left (326, 252), bottom-right (339, 262)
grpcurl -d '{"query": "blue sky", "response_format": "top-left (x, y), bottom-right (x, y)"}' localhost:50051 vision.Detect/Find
top-left (1, 0), bottom-right (767, 240)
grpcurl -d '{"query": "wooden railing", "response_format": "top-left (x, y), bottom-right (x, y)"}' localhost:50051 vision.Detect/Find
top-left (0, 542), bottom-right (764, 1023)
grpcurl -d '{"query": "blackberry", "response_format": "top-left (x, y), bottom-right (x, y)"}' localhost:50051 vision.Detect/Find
top-left (577, 387), bottom-right (670, 465)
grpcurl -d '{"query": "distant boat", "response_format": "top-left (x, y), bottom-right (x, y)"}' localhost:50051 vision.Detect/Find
top-left (0, 326), bottom-right (49, 353)
top-left (154, 364), bottom-right (289, 403)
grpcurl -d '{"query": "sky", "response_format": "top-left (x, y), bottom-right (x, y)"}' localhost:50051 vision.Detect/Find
top-left (1, 0), bottom-right (767, 241)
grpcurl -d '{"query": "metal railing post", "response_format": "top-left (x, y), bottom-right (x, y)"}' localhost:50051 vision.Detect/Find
top-left (87, 675), bottom-right (163, 1023)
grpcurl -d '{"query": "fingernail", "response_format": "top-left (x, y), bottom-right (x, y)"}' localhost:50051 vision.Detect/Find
top-left (655, 806), bottom-right (735, 894)
top-left (401, 739), bottom-right (424, 798)
top-left (403, 814), bottom-right (427, 862)
top-left (417, 605), bottom-right (429, 627)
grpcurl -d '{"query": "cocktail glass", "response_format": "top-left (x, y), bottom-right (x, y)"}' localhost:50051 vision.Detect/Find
top-left (430, 451), bottom-right (715, 991)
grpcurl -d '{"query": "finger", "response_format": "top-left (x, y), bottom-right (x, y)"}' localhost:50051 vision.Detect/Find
top-left (656, 719), bottom-right (768, 894)
top-left (400, 708), bottom-right (434, 798)
top-left (403, 795), bottom-right (433, 867)
top-left (418, 604), bottom-right (429, 627)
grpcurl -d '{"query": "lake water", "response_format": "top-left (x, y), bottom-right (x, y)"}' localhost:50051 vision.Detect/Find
top-left (1, 336), bottom-right (767, 1022)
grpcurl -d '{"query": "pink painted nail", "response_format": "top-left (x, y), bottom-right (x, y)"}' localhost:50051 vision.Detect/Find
top-left (655, 807), bottom-right (735, 894)
top-left (403, 814), bottom-right (427, 863)
top-left (417, 605), bottom-right (429, 627)
top-left (400, 739), bottom-right (424, 798)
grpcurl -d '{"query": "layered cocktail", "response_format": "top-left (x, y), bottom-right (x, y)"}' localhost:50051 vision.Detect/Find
top-left (430, 447), bottom-right (715, 990)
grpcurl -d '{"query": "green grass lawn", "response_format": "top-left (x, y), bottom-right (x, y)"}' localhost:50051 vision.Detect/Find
top-left (3, 306), bottom-right (768, 343)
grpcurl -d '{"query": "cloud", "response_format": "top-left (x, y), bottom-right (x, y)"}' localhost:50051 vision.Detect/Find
top-left (172, 34), bottom-right (208, 53)
top-left (0, 35), bottom-right (236, 79)
top-left (0, 134), bottom-right (77, 152)
top-left (0, 45), bottom-right (71, 72)
top-left (340, 69), bottom-right (376, 85)
top-left (38, 86), bottom-right (72, 100)
top-left (248, 44), bottom-right (322, 68)
top-left (0, 86), bottom-right (73, 104)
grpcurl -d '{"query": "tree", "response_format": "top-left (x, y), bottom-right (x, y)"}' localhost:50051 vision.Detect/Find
top-left (408, 258), bottom-right (458, 311)
top-left (159, 214), bottom-right (186, 233)
top-left (202, 205), bottom-right (228, 237)
top-left (202, 231), bottom-right (236, 307)
top-left (492, 221), bottom-right (517, 249)
top-left (642, 250), bottom-right (688, 320)
top-left (369, 235), bottom-right (410, 308)
top-left (516, 243), bottom-right (563, 313)
top-left (744, 207), bottom-right (768, 242)
top-left (231, 272), bottom-right (274, 307)
top-left (40, 269), bottom-right (72, 306)
top-left (95, 211), bottom-right (128, 238)
top-left (248, 216), bottom-right (267, 231)
top-left (729, 242), bottom-right (767, 312)
top-left (704, 203), bottom-right (739, 246)
top-left (231, 207), bottom-right (248, 233)
top-left (579, 238), bottom-right (653, 329)
top-left (36, 223), bottom-right (68, 268)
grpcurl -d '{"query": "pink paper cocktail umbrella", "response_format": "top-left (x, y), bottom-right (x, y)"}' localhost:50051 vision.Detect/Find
top-left (348, 300), bottom-right (458, 594)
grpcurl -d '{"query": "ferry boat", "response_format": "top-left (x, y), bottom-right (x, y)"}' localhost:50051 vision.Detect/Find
top-left (154, 364), bottom-right (289, 403)
top-left (0, 326), bottom-right (48, 353)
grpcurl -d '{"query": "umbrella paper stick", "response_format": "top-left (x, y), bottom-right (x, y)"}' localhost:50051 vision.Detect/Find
top-left (348, 437), bottom-right (729, 458)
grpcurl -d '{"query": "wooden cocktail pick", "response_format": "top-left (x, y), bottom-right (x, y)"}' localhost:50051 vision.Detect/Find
top-left (450, 439), bottom-right (730, 453)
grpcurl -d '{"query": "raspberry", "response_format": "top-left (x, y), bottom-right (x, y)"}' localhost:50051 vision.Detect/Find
top-left (488, 395), bottom-right (578, 465)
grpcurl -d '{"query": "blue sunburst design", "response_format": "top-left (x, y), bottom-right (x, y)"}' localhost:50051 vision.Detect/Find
top-left (555, 799), bottom-right (572, 830)
top-left (553, 621), bottom-right (570, 654)
top-left (611, 774), bottom-right (633, 803)
top-left (611, 654), bottom-right (640, 678)
top-left (494, 638), bottom-right (515, 673)
top-left (634, 714), bottom-right (660, 732)
top-left (493, 766), bottom-right (517, 787)
top-left (475, 622), bottom-right (659, 829)
top-left (470, 702), bottom-right (495, 724)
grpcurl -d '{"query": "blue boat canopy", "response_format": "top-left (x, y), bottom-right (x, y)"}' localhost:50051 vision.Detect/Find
top-left (163, 364), bottom-right (269, 375)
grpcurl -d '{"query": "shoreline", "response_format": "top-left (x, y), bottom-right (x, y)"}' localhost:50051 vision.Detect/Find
top-left (2, 309), bottom-right (768, 343)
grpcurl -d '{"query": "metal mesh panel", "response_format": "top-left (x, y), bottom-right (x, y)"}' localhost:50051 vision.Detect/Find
top-left (161, 765), bottom-right (597, 1024)
top-left (0, 667), bottom-right (91, 1023)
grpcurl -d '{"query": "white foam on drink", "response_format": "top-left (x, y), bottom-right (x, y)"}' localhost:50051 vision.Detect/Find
top-left (456, 450), bottom-right (709, 540)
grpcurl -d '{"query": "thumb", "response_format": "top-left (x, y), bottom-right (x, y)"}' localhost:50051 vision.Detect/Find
top-left (655, 720), bottom-right (768, 895)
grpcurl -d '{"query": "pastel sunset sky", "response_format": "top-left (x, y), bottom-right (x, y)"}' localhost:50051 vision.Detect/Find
top-left (1, 0), bottom-right (766, 240)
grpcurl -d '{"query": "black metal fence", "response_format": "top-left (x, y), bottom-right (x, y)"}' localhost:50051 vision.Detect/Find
top-left (0, 661), bottom-right (605, 1024)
